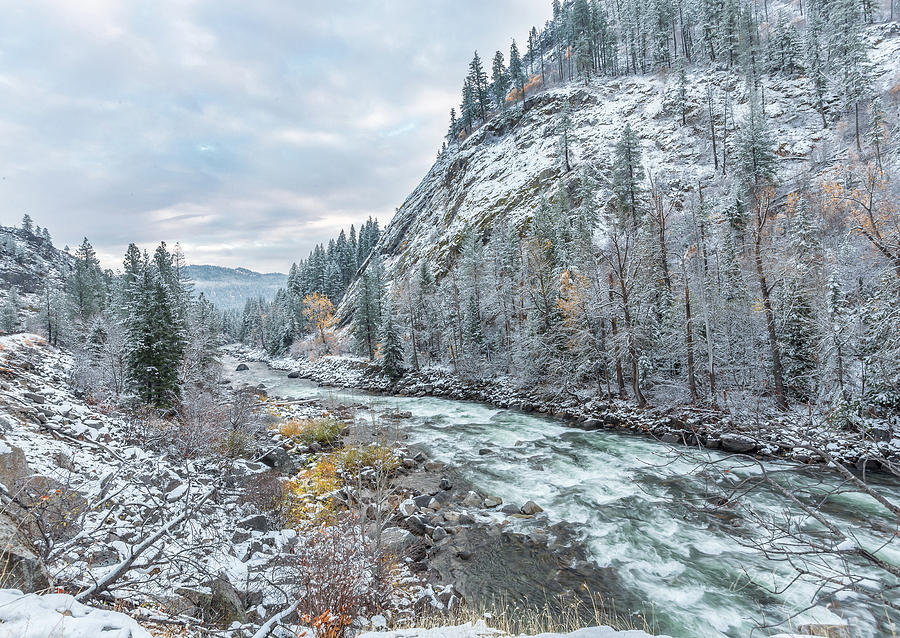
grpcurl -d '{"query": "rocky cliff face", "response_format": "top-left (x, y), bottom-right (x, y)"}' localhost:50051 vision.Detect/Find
top-left (0, 226), bottom-right (74, 296)
top-left (353, 24), bottom-right (900, 294)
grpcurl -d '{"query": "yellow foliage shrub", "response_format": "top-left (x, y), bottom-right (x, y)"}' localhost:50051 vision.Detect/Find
top-left (281, 457), bottom-right (342, 527)
top-left (278, 416), bottom-right (343, 446)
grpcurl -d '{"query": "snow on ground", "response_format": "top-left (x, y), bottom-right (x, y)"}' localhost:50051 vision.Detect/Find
top-left (0, 588), bottom-right (152, 638)
top-left (0, 334), bottom-right (443, 636)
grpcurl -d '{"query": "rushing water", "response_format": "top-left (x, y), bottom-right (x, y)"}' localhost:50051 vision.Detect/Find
top-left (226, 359), bottom-right (900, 638)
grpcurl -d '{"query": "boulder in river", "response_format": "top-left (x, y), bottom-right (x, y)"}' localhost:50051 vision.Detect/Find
top-left (720, 433), bottom-right (757, 454)
top-left (235, 363), bottom-right (249, 371)
top-left (287, 370), bottom-right (301, 379)
top-left (520, 500), bottom-right (543, 515)
top-left (483, 495), bottom-right (502, 508)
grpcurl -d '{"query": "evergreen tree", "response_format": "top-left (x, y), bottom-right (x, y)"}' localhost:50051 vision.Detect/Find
top-left (735, 90), bottom-right (776, 193)
top-left (805, 6), bottom-right (829, 129)
top-left (463, 293), bottom-right (486, 360)
top-left (460, 78), bottom-right (476, 134)
top-left (21, 214), bottom-right (33, 234)
top-left (830, 0), bottom-right (872, 150)
top-left (1, 287), bottom-right (19, 332)
top-left (68, 237), bottom-right (105, 326)
top-left (468, 51), bottom-right (490, 123)
top-left (353, 271), bottom-right (379, 360)
top-left (491, 50), bottom-right (510, 109)
top-left (447, 108), bottom-right (459, 144)
top-left (379, 299), bottom-right (405, 379)
top-left (124, 245), bottom-right (186, 407)
top-left (781, 280), bottom-right (817, 402)
top-left (675, 59), bottom-right (689, 125)
top-left (613, 123), bottom-right (645, 226)
top-left (867, 97), bottom-right (887, 172)
top-left (557, 101), bottom-right (574, 172)
top-left (509, 39), bottom-right (525, 104)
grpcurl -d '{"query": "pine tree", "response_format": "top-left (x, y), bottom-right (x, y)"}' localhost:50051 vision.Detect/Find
top-left (447, 108), bottom-right (459, 144)
top-left (735, 90), bottom-right (776, 192)
top-left (675, 59), bottom-right (689, 125)
top-left (68, 237), bottom-right (105, 326)
top-left (557, 101), bottom-right (574, 173)
top-left (805, 6), bottom-right (829, 129)
top-left (830, 0), bottom-right (872, 150)
top-left (21, 214), bottom-right (33, 234)
top-left (463, 293), bottom-right (486, 361)
top-left (781, 280), bottom-right (817, 402)
top-left (124, 245), bottom-right (186, 407)
top-left (491, 50), bottom-right (510, 109)
top-left (509, 39), bottom-right (525, 105)
top-left (867, 97), bottom-right (887, 172)
top-left (353, 271), bottom-right (378, 360)
top-left (613, 123), bottom-right (645, 227)
top-left (379, 299), bottom-right (405, 379)
top-left (468, 51), bottom-right (490, 123)
top-left (1, 287), bottom-right (19, 332)
top-left (460, 78), bottom-right (476, 135)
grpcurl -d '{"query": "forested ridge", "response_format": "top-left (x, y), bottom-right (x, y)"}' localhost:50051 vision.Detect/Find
top-left (223, 0), bottom-right (900, 426)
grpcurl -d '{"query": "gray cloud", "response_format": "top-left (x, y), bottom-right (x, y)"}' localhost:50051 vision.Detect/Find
top-left (0, 0), bottom-right (549, 272)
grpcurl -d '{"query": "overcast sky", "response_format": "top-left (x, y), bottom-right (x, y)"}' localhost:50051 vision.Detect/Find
top-left (0, 0), bottom-right (549, 272)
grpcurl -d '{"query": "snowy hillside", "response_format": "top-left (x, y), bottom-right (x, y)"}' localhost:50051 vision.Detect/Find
top-left (367, 23), bottom-right (900, 286)
top-left (0, 224), bottom-right (73, 297)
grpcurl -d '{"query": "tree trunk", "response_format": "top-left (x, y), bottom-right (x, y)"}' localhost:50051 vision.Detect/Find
top-left (708, 88), bottom-right (718, 171)
top-left (619, 276), bottom-right (647, 407)
top-left (685, 281), bottom-right (699, 403)
top-left (609, 273), bottom-right (627, 399)
top-left (753, 215), bottom-right (789, 410)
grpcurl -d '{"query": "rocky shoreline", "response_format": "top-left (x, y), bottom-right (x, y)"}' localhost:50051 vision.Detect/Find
top-left (228, 345), bottom-right (899, 473)
top-left (229, 372), bottom-right (628, 631)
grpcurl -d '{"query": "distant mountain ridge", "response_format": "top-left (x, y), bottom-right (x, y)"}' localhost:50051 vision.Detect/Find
top-left (184, 264), bottom-right (287, 311)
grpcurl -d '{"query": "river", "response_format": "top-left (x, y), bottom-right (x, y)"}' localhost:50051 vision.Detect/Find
top-left (225, 358), bottom-right (900, 638)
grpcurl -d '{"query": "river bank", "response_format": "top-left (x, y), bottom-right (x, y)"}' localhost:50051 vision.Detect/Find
top-left (226, 345), bottom-right (898, 472)
top-left (222, 364), bottom-right (652, 634)
top-left (224, 352), bottom-right (900, 638)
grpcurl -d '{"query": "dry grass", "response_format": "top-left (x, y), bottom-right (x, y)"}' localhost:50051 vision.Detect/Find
top-left (279, 416), bottom-right (344, 446)
top-left (406, 590), bottom-right (657, 636)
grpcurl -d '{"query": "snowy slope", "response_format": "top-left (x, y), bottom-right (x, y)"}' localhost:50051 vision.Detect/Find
top-left (348, 23), bottom-right (900, 307)
top-left (0, 225), bottom-right (73, 296)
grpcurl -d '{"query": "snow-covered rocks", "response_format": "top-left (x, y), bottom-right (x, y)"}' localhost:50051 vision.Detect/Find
top-left (0, 589), bottom-right (152, 638)
top-left (0, 514), bottom-right (50, 593)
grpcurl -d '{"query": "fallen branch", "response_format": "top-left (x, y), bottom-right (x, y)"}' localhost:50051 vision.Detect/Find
top-left (75, 484), bottom-right (217, 603)
top-left (251, 600), bottom-right (301, 638)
